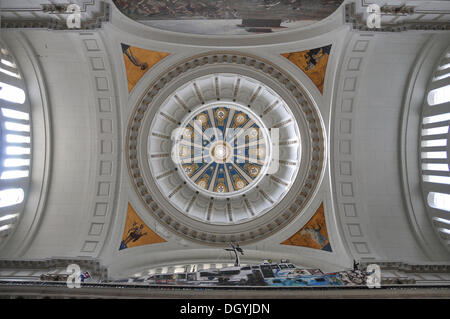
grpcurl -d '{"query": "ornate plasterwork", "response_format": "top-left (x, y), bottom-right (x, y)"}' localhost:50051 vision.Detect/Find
top-left (147, 73), bottom-right (302, 225)
top-left (331, 34), bottom-right (376, 260)
top-left (77, 32), bottom-right (120, 256)
top-left (126, 52), bottom-right (325, 245)
top-left (345, 2), bottom-right (450, 33)
top-left (0, 1), bottom-right (110, 30)
top-left (174, 102), bottom-right (271, 198)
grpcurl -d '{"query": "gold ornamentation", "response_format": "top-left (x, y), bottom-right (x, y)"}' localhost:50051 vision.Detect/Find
top-left (247, 165), bottom-right (260, 177)
top-left (215, 107), bottom-right (228, 125)
top-left (183, 164), bottom-right (198, 177)
top-left (196, 176), bottom-right (209, 189)
top-left (196, 113), bottom-right (208, 127)
top-left (233, 176), bottom-right (247, 190)
top-left (183, 127), bottom-right (194, 139)
top-left (234, 112), bottom-right (247, 126)
top-left (215, 180), bottom-right (227, 193)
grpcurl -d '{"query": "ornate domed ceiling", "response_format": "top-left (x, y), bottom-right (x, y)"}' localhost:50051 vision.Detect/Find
top-left (127, 52), bottom-right (325, 245)
top-left (113, 0), bottom-right (344, 35)
top-left (148, 73), bottom-right (301, 225)
top-left (173, 101), bottom-right (273, 198)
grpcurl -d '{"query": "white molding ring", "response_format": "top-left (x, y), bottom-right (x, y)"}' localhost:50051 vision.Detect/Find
top-left (147, 73), bottom-right (302, 225)
top-left (127, 52), bottom-right (325, 245)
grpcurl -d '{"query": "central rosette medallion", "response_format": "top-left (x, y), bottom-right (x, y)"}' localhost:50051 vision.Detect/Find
top-left (174, 102), bottom-right (272, 198)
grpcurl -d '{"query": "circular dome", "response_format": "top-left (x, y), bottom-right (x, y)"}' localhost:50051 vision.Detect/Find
top-left (174, 101), bottom-right (272, 198)
top-left (147, 73), bottom-right (302, 225)
top-left (127, 52), bottom-right (324, 245)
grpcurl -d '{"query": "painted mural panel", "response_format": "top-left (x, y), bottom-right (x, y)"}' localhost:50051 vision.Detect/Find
top-left (122, 44), bottom-right (169, 93)
top-left (119, 203), bottom-right (166, 250)
top-left (119, 265), bottom-right (370, 287)
top-left (113, 1), bottom-right (344, 35)
top-left (282, 44), bottom-right (331, 94)
top-left (264, 270), bottom-right (367, 287)
top-left (281, 202), bottom-right (331, 251)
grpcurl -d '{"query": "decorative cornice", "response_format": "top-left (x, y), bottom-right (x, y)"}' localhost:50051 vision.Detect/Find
top-left (345, 2), bottom-right (450, 32)
top-left (360, 260), bottom-right (450, 273)
top-left (0, 258), bottom-right (108, 280)
top-left (0, 1), bottom-right (110, 30)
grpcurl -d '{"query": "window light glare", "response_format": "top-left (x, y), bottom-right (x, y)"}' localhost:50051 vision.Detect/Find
top-left (422, 163), bottom-right (449, 171)
top-left (1, 170), bottom-right (29, 180)
top-left (428, 192), bottom-right (450, 212)
top-left (427, 85), bottom-right (450, 106)
top-left (5, 122), bottom-right (30, 132)
top-left (1, 108), bottom-right (29, 120)
top-left (423, 112), bottom-right (450, 124)
top-left (0, 214), bottom-right (18, 223)
top-left (421, 126), bottom-right (449, 136)
top-left (423, 175), bottom-right (450, 185)
top-left (421, 151), bottom-right (447, 159)
top-left (4, 158), bottom-right (30, 168)
top-left (0, 67), bottom-right (20, 79)
top-left (434, 72), bottom-right (450, 82)
top-left (433, 217), bottom-right (450, 226)
top-left (438, 62), bottom-right (450, 71)
top-left (6, 146), bottom-right (30, 155)
top-left (0, 188), bottom-right (24, 208)
top-left (174, 267), bottom-right (185, 274)
top-left (0, 82), bottom-right (25, 104)
top-left (0, 59), bottom-right (15, 68)
top-left (421, 139), bottom-right (447, 147)
top-left (0, 224), bottom-right (11, 232)
top-left (6, 134), bottom-right (30, 144)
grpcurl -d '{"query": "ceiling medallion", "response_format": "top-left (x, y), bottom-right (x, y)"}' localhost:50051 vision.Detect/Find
top-left (127, 52), bottom-right (325, 245)
top-left (175, 102), bottom-right (271, 198)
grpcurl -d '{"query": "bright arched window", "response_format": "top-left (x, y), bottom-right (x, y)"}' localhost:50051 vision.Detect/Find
top-left (420, 47), bottom-right (450, 247)
top-left (0, 82), bottom-right (26, 104)
top-left (427, 84), bottom-right (450, 106)
top-left (428, 192), bottom-right (450, 212)
top-left (0, 188), bottom-right (24, 208)
top-left (0, 44), bottom-right (31, 242)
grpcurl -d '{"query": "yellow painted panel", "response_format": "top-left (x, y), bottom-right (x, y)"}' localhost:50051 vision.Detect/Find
top-left (281, 202), bottom-right (331, 251)
top-left (122, 44), bottom-right (169, 93)
top-left (119, 203), bottom-right (166, 250)
top-left (282, 45), bottom-right (331, 94)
